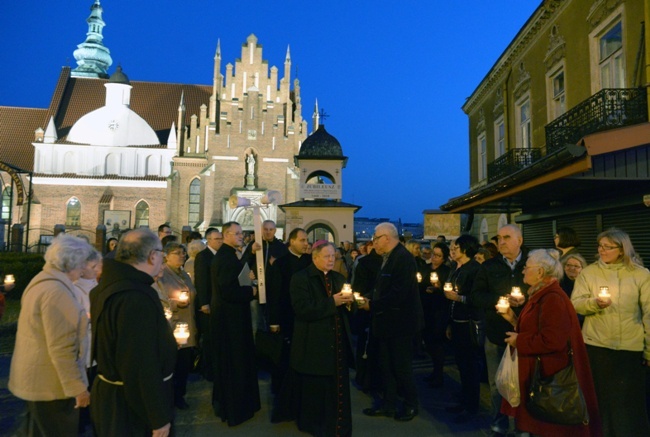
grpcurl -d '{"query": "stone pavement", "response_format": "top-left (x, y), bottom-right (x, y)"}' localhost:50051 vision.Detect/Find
top-left (1, 354), bottom-right (496, 437)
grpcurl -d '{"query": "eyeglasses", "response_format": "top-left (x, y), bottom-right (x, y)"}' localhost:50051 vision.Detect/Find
top-left (598, 244), bottom-right (620, 251)
top-left (523, 264), bottom-right (540, 271)
top-left (372, 234), bottom-right (387, 243)
top-left (228, 232), bottom-right (243, 236)
top-left (565, 264), bottom-right (582, 270)
top-left (151, 248), bottom-right (163, 254)
top-left (168, 251), bottom-right (186, 256)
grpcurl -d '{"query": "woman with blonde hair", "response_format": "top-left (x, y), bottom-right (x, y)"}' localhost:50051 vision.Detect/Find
top-left (572, 228), bottom-right (650, 436)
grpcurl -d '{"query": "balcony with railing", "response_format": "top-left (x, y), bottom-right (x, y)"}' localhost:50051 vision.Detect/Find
top-left (487, 87), bottom-right (647, 183)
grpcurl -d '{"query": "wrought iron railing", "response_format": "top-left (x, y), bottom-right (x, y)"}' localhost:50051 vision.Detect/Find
top-left (545, 87), bottom-right (648, 153)
top-left (487, 147), bottom-right (543, 182)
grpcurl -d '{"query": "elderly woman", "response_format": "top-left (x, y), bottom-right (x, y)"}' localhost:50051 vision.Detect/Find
top-left (443, 235), bottom-right (483, 422)
top-left (560, 253), bottom-right (587, 298)
top-left (499, 249), bottom-right (600, 436)
top-left (572, 228), bottom-right (650, 436)
top-left (9, 234), bottom-right (95, 435)
top-left (154, 242), bottom-right (198, 410)
top-left (184, 238), bottom-right (206, 281)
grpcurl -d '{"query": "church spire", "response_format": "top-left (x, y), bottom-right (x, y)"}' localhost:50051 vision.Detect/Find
top-left (312, 99), bottom-right (320, 131)
top-left (71, 0), bottom-right (113, 79)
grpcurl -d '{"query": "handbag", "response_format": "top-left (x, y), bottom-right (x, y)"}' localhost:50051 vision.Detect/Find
top-left (495, 346), bottom-right (520, 407)
top-left (527, 346), bottom-right (589, 425)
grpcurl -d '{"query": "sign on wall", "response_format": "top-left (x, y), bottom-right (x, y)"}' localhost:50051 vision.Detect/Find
top-left (299, 183), bottom-right (341, 199)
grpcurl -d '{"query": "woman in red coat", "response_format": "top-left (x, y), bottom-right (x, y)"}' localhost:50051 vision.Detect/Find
top-left (498, 249), bottom-right (601, 436)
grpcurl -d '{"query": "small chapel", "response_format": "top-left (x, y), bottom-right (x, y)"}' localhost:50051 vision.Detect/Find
top-left (0, 0), bottom-right (358, 250)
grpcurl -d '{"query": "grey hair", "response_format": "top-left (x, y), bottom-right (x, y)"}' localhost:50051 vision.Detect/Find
top-left (375, 222), bottom-right (398, 238)
top-left (44, 234), bottom-right (96, 273)
top-left (527, 249), bottom-right (564, 280)
top-left (187, 239), bottom-right (206, 258)
top-left (499, 224), bottom-right (522, 239)
top-left (562, 253), bottom-right (587, 269)
top-left (116, 228), bottom-right (160, 265)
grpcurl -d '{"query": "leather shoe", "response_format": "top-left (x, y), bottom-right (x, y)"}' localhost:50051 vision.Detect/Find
top-left (394, 407), bottom-right (418, 422)
top-left (362, 407), bottom-right (396, 418)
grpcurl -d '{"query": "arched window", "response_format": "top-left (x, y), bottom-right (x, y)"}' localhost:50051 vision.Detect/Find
top-left (145, 155), bottom-right (160, 176)
top-left (66, 197), bottom-right (81, 228)
top-left (1, 186), bottom-right (11, 221)
top-left (306, 223), bottom-right (335, 244)
top-left (134, 200), bottom-right (150, 228)
top-left (188, 179), bottom-right (200, 226)
top-left (480, 218), bottom-right (489, 243)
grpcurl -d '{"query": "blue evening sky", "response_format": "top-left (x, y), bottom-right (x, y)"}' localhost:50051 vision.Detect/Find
top-left (0, 1), bottom-right (540, 223)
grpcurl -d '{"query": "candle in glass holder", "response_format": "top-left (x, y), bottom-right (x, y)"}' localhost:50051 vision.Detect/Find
top-left (4, 274), bottom-right (15, 286)
top-left (497, 296), bottom-right (510, 314)
top-left (173, 322), bottom-right (190, 345)
top-left (430, 272), bottom-right (438, 283)
top-left (353, 291), bottom-right (365, 305)
top-left (510, 287), bottom-right (522, 298)
top-left (443, 282), bottom-right (453, 292)
top-left (178, 291), bottom-right (189, 303)
top-left (341, 284), bottom-right (353, 296)
top-left (164, 307), bottom-right (173, 320)
top-left (416, 272), bottom-right (422, 283)
top-left (598, 286), bottom-right (611, 299)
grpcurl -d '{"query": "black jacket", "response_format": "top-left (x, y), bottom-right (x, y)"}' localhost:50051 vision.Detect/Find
top-left (448, 259), bottom-right (482, 321)
top-left (267, 251), bottom-right (312, 335)
top-left (469, 249), bottom-right (529, 346)
top-left (289, 264), bottom-right (354, 375)
top-left (371, 244), bottom-right (424, 339)
top-left (193, 247), bottom-right (215, 309)
top-left (90, 259), bottom-right (177, 432)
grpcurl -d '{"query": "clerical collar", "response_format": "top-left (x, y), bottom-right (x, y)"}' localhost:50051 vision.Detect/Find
top-left (208, 246), bottom-right (217, 255)
top-left (289, 248), bottom-right (302, 258)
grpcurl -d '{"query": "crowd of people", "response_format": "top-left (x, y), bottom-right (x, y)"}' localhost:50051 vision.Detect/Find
top-left (5, 220), bottom-right (650, 436)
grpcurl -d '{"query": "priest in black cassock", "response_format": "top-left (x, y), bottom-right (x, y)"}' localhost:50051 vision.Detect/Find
top-left (267, 227), bottom-right (312, 393)
top-left (287, 241), bottom-right (355, 437)
top-left (210, 222), bottom-right (261, 426)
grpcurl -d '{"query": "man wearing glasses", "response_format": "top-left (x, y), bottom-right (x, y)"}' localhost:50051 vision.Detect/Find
top-left (361, 222), bottom-right (423, 422)
top-left (210, 222), bottom-right (261, 426)
top-left (90, 228), bottom-right (176, 437)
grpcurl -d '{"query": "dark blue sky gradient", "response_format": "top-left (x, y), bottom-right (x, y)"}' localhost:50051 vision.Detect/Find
top-left (0, 1), bottom-right (540, 222)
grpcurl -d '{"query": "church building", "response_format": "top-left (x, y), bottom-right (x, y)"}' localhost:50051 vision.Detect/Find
top-left (0, 0), bottom-right (358, 250)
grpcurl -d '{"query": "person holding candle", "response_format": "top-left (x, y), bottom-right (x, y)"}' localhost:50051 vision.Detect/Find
top-left (443, 235), bottom-right (483, 422)
top-left (560, 253), bottom-right (587, 298)
top-left (361, 222), bottom-right (423, 422)
top-left (278, 241), bottom-right (355, 436)
top-left (422, 242), bottom-right (451, 388)
top-left (406, 240), bottom-right (431, 360)
top-left (154, 242), bottom-right (198, 410)
top-left (8, 235), bottom-right (94, 435)
top-left (469, 224), bottom-right (529, 436)
top-left (497, 249), bottom-right (600, 436)
top-left (571, 228), bottom-right (650, 436)
top-left (90, 228), bottom-right (176, 437)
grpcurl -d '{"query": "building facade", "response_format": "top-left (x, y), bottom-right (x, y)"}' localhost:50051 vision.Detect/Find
top-left (0, 1), bottom-right (309, 249)
top-left (442, 0), bottom-right (650, 262)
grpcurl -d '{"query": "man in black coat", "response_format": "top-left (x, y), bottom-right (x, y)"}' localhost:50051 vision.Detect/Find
top-left (210, 222), bottom-right (261, 427)
top-left (362, 222), bottom-right (424, 422)
top-left (287, 241), bottom-right (355, 436)
top-left (90, 228), bottom-right (177, 437)
top-left (193, 228), bottom-right (222, 380)
top-left (469, 224), bottom-right (529, 436)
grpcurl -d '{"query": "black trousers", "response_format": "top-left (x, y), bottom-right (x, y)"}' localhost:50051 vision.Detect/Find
top-left (378, 334), bottom-right (418, 410)
top-left (451, 321), bottom-right (480, 414)
top-left (23, 398), bottom-right (78, 437)
top-left (587, 344), bottom-right (650, 437)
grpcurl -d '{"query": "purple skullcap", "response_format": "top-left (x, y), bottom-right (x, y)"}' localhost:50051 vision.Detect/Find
top-left (312, 239), bottom-right (329, 250)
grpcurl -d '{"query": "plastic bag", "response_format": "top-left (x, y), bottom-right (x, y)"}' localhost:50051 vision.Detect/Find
top-left (495, 346), bottom-right (520, 407)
